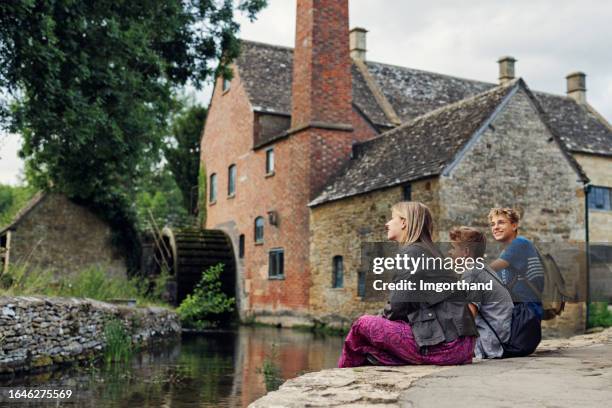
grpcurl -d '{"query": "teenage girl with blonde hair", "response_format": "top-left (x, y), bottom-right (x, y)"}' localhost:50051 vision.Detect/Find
top-left (338, 201), bottom-right (478, 367)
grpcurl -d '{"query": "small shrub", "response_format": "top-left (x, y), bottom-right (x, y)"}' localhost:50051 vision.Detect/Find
top-left (588, 302), bottom-right (612, 328)
top-left (177, 263), bottom-right (234, 329)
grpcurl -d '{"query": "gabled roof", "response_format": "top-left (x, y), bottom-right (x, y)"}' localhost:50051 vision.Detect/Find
top-left (236, 41), bottom-right (391, 128)
top-left (309, 80), bottom-right (587, 207)
top-left (0, 191), bottom-right (46, 235)
top-left (234, 40), bottom-right (612, 156)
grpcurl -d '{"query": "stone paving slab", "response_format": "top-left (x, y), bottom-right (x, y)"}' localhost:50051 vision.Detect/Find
top-left (249, 328), bottom-right (612, 408)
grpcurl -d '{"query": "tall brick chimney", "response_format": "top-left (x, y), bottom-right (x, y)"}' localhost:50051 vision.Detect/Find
top-left (291, 0), bottom-right (352, 130)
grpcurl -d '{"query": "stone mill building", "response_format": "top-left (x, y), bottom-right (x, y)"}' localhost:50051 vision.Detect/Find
top-left (201, 0), bottom-right (612, 333)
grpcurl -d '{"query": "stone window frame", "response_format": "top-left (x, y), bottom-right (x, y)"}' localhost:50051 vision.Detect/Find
top-left (228, 164), bottom-right (237, 197)
top-left (254, 216), bottom-right (265, 244)
top-left (332, 255), bottom-right (344, 288)
top-left (268, 248), bottom-right (284, 279)
top-left (209, 173), bottom-right (217, 204)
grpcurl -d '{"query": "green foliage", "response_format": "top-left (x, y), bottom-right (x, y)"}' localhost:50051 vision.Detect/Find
top-left (135, 165), bottom-right (192, 231)
top-left (0, 0), bottom-right (267, 269)
top-left (588, 302), bottom-right (612, 328)
top-left (177, 263), bottom-right (234, 329)
top-left (0, 184), bottom-right (36, 227)
top-left (164, 101), bottom-right (206, 213)
top-left (0, 264), bottom-right (170, 307)
top-left (103, 318), bottom-right (133, 364)
top-left (257, 344), bottom-right (283, 392)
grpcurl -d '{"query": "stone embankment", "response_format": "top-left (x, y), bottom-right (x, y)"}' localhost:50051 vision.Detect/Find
top-left (250, 328), bottom-right (612, 407)
top-left (0, 296), bottom-right (180, 375)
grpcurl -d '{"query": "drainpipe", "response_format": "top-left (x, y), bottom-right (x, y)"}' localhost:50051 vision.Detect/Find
top-left (584, 183), bottom-right (591, 328)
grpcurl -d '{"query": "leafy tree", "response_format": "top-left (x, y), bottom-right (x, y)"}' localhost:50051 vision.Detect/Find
top-left (0, 184), bottom-right (36, 227)
top-left (164, 102), bottom-right (206, 213)
top-left (0, 0), bottom-right (267, 271)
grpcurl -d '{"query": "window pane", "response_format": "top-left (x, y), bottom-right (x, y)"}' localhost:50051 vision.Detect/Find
top-left (269, 249), bottom-right (284, 278)
top-left (228, 165), bottom-right (236, 195)
top-left (255, 217), bottom-right (264, 242)
top-left (358, 271), bottom-right (366, 298)
top-left (210, 174), bottom-right (217, 202)
top-left (239, 234), bottom-right (245, 258)
top-left (403, 184), bottom-right (412, 201)
top-left (589, 187), bottom-right (612, 211)
top-left (266, 149), bottom-right (274, 173)
top-left (332, 256), bottom-right (344, 288)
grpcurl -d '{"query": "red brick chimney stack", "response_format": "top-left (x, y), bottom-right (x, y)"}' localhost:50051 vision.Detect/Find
top-left (291, 0), bottom-right (353, 130)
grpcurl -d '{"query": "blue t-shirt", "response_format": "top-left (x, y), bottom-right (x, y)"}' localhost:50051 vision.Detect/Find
top-left (498, 236), bottom-right (544, 319)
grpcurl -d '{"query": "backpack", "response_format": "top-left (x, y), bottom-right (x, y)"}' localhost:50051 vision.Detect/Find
top-left (505, 247), bottom-right (573, 321)
top-left (480, 302), bottom-right (541, 358)
top-left (529, 247), bottom-right (574, 320)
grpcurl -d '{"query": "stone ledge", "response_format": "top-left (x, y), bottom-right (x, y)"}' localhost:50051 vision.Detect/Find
top-left (249, 328), bottom-right (612, 407)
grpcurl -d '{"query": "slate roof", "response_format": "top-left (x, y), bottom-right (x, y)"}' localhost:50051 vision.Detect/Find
top-left (235, 40), bottom-right (612, 157)
top-left (307, 83), bottom-right (518, 206)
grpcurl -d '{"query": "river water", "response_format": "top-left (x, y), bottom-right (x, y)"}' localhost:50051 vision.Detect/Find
top-left (1, 326), bottom-right (345, 407)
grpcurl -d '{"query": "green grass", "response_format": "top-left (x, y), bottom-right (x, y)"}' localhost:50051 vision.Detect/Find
top-left (588, 302), bottom-right (612, 328)
top-left (103, 318), bottom-right (133, 364)
top-left (0, 264), bottom-right (172, 308)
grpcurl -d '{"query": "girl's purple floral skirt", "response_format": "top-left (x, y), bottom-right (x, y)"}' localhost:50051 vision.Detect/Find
top-left (338, 315), bottom-right (476, 368)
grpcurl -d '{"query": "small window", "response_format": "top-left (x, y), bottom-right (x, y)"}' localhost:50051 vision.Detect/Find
top-left (266, 148), bottom-right (275, 174)
top-left (239, 234), bottom-right (245, 259)
top-left (222, 77), bottom-right (231, 92)
top-left (358, 271), bottom-right (366, 298)
top-left (228, 164), bottom-right (236, 196)
top-left (588, 186), bottom-right (612, 211)
top-left (254, 217), bottom-right (264, 243)
top-left (402, 184), bottom-right (412, 201)
top-left (332, 256), bottom-right (344, 288)
top-left (269, 248), bottom-right (284, 279)
top-left (209, 173), bottom-right (217, 203)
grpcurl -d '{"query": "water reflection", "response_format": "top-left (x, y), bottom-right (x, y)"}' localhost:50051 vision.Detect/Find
top-left (1, 326), bottom-right (345, 407)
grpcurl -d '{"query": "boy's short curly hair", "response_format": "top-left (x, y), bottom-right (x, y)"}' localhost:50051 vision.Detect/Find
top-left (488, 207), bottom-right (520, 224)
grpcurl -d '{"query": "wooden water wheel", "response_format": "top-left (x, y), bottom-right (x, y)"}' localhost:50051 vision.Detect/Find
top-left (157, 227), bottom-right (236, 305)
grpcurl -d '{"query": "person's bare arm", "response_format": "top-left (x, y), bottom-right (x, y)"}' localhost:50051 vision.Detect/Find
top-left (489, 258), bottom-right (509, 272)
top-left (467, 303), bottom-right (478, 318)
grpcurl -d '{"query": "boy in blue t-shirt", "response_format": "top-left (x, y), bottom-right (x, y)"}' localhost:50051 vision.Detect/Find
top-left (488, 208), bottom-right (544, 319)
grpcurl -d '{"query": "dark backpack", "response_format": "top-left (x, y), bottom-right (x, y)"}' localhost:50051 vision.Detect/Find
top-left (480, 268), bottom-right (542, 358)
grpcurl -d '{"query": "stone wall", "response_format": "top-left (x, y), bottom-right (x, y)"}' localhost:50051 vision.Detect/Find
top-left (7, 193), bottom-right (126, 277)
top-left (573, 153), bottom-right (612, 243)
top-left (308, 179), bottom-right (438, 327)
top-left (0, 296), bottom-right (180, 375)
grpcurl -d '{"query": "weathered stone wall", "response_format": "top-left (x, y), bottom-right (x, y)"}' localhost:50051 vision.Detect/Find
top-left (438, 88), bottom-right (587, 334)
top-left (573, 153), bottom-right (612, 243)
top-left (0, 296), bottom-right (180, 375)
top-left (309, 179), bottom-right (438, 327)
top-left (8, 194), bottom-right (126, 277)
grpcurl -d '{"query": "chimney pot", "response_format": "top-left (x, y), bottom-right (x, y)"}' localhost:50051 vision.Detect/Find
top-left (566, 71), bottom-right (586, 104)
top-left (498, 56), bottom-right (516, 85)
top-left (350, 27), bottom-right (367, 61)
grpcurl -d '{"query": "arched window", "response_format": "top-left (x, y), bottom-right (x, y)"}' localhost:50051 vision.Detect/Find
top-left (254, 217), bottom-right (264, 243)
top-left (332, 255), bottom-right (344, 288)
top-left (228, 164), bottom-right (236, 196)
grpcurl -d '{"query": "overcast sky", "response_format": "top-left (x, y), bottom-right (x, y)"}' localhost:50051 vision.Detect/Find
top-left (1, 0), bottom-right (610, 185)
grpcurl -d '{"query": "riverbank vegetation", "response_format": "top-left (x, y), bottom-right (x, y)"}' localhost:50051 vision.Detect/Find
top-left (0, 264), bottom-right (172, 308)
top-left (177, 263), bottom-right (235, 329)
top-left (589, 302), bottom-right (612, 328)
